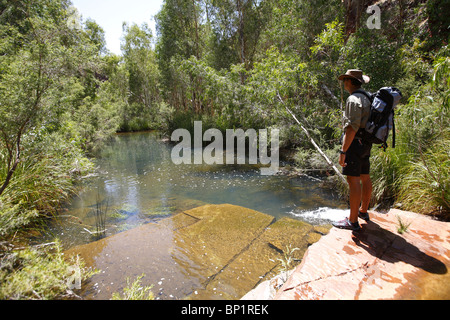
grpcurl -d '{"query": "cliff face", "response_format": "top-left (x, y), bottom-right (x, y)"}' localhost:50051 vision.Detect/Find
top-left (243, 209), bottom-right (450, 300)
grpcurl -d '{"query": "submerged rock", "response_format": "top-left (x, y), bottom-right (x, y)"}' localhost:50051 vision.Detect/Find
top-left (64, 204), bottom-right (328, 300)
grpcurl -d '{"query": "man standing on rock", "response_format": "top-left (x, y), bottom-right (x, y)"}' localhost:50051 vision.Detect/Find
top-left (333, 69), bottom-right (373, 231)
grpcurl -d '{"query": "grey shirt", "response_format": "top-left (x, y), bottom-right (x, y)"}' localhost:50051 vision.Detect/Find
top-left (343, 92), bottom-right (372, 132)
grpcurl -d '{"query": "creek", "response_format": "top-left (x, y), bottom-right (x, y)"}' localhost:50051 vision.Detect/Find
top-left (40, 131), bottom-right (347, 299)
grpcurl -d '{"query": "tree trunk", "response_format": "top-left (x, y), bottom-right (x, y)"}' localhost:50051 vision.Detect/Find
top-left (343, 0), bottom-right (378, 38)
top-left (192, 0), bottom-right (200, 59)
top-left (0, 137), bottom-right (21, 197)
top-left (236, 0), bottom-right (246, 84)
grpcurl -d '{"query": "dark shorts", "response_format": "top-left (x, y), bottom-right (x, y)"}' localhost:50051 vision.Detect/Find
top-left (343, 139), bottom-right (373, 177)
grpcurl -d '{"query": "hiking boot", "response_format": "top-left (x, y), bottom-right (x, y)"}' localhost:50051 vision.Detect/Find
top-left (332, 218), bottom-right (361, 231)
top-left (358, 211), bottom-right (370, 221)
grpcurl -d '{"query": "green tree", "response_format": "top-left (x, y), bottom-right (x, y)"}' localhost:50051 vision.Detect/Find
top-left (0, 0), bottom-right (121, 195)
top-left (120, 22), bottom-right (160, 131)
top-left (84, 18), bottom-right (107, 55)
top-left (155, 0), bottom-right (204, 105)
top-left (0, 0), bottom-right (75, 195)
top-left (206, 0), bottom-right (271, 73)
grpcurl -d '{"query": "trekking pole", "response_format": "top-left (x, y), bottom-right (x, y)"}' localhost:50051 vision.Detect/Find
top-left (277, 93), bottom-right (347, 185)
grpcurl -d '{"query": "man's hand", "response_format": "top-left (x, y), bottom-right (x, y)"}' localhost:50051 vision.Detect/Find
top-left (339, 153), bottom-right (347, 167)
top-left (340, 126), bottom-right (357, 168)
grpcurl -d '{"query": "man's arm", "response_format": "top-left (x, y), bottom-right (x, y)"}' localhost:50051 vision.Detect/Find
top-left (339, 126), bottom-right (357, 167)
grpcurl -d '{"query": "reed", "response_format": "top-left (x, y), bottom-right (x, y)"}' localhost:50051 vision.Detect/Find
top-left (0, 133), bottom-right (94, 238)
top-left (93, 195), bottom-right (108, 240)
top-left (0, 241), bottom-right (98, 300)
top-left (277, 244), bottom-right (300, 283)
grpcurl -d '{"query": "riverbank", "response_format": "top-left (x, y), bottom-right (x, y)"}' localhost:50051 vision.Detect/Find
top-left (242, 208), bottom-right (450, 300)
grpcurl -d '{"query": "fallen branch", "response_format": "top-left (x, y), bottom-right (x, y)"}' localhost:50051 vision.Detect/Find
top-left (277, 93), bottom-right (347, 185)
top-left (12, 242), bottom-right (58, 251)
top-left (321, 84), bottom-right (341, 108)
top-left (83, 227), bottom-right (107, 235)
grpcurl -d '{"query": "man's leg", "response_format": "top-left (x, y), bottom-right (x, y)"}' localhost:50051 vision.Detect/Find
top-left (332, 175), bottom-right (362, 230)
top-left (347, 175), bottom-right (362, 223)
top-left (360, 174), bottom-right (372, 213)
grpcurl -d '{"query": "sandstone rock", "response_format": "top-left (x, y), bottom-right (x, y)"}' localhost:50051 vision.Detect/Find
top-left (272, 209), bottom-right (450, 300)
top-left (194, 217), bottom-right (318, 300)
top-left (65, 204), bottom-right (321, 300)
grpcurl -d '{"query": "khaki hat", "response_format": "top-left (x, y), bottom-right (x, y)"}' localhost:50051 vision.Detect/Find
top-left (338, 69), bottom-right (370, 84)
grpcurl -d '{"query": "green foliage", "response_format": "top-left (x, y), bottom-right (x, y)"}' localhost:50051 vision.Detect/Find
top-left (396, 39), bottom-right (434, 101)
top-left (248, 47), bottom-right (312, 104)
top-left (155, 0), bottom-right (205, 96)
top-left (396, 214), bottom-right (412, 235)
top-left (0, 241), bottom-right (97, 300)
top-left (0, 201), bottom-right (39, 238)
top-left (0, 131), bottom-right (94, 237)
top-left (0, 0), bottom-right (118, 237)
top-left (342, 27), bottom-right (402, 92)
top-left (0, 0), bottom-right (121, 199)
top-left (120, 22), bottom-right (161, 132)
top-left (64, 85), bottom-right (120, 152)
top-left (398, 140), bottom-right (449, 218)
top-left (426, 0), bottom-right (450, 49)
top-left (176, 56), bottom-right (242, 113)
top-left (369, 49), bottom-right (450, 218)
top-left (432, 53), bottom-right (450, 113)
top-left (0, 0), bottom-right (449, 301)
top-left (260, 0), bottom-right (343, 56)
top-left (84, 18), bottom-right (108, 55)
top-left (111, 274), bottom-right (154, 300)
top-left (277, 244), bottom-right (300, 283)
top-left (311, 19), bottom-right (345, 75)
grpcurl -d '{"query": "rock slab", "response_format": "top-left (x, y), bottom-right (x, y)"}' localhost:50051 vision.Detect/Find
top-left (65, 204), bottom-right (326, 300)
top-left (267, 209), bottom-right (450, 300)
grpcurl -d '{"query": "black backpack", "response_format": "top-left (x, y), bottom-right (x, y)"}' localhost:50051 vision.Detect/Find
top-left (353, 87), bottom-right (402, 150)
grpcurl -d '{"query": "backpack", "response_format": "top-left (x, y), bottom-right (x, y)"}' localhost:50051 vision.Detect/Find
top-left (353, 87), bottom-right (402, 151)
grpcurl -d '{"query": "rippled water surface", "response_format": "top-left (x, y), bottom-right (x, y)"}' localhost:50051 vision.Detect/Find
top-left (45, 131), bottom-right (346, 249)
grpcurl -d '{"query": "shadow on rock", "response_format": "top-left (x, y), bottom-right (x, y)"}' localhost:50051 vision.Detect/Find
top-left (351, 220), bottom-right (447, 275)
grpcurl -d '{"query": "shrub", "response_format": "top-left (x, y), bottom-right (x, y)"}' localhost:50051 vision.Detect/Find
top-left (111, 274), bottom-right (154, 300)
top-left (398, 139), bottom-right (449, 219)
top-left (0, 241), bottom-right (97, 300)
top-left (0, 132), bottom-right (94, 238)
top-left (369, 51), bottom-right (449, 217)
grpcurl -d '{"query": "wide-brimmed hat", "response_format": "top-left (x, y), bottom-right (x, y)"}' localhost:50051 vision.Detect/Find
top-left (338, 69), bottom-right (370, 84)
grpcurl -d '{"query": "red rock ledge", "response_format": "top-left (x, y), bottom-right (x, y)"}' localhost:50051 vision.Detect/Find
top-left (243, 209), bottom-right (450, 300)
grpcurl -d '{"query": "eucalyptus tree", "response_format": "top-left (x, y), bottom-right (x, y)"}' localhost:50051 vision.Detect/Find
top-left (0, 0), bottom-right (118, 196)
top-left (120, 22), bottom-right (160, 130)
top-left (0, 0), bottom-right (77, 195)
top-left (155, 0), bottom-right (204, 107)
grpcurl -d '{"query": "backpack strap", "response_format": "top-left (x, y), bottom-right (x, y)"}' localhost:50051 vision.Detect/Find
top-left (352, 89), bottom-right (372, 102)
top-left (352, 89), bottom-right (373, 140)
